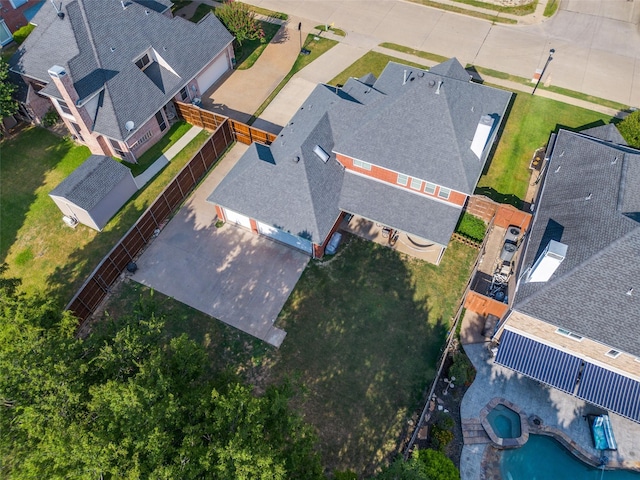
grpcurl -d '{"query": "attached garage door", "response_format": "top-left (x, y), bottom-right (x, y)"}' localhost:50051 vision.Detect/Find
top-left (196, 54), bottom-right (229, 93)
top-left (257, 222), bottom-right (313, 254)
top-left (224, 208), bottom-right (251, 229)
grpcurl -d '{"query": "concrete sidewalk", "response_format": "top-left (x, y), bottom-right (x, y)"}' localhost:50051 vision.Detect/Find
top-left (134, 126), bottom-right (203, 189)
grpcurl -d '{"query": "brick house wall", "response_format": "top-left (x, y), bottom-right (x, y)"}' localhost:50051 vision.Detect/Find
top-left (335, 152), bottom-right (467, 207)
top-left (0, 0), bottom-right (41, 32)
top-left (501, 311), bottom-right (640, 379)
top-left (313, 212), bottom-right (345, 259)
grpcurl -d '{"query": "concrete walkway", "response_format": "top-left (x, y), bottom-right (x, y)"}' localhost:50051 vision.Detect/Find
top-left (133, 126), bottom-right (203, 189)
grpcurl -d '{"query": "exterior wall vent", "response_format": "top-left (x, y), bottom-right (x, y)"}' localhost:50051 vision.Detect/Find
top-left (526, 240), bottom-right (568, 283)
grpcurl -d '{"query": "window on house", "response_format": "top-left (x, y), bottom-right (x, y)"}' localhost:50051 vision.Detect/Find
top-left (410, 178), bottom-right (422, 191)
top-left (397, 173), bottom-right (408, 186)
top-left (135, 53), bottom-right (151, 70)
top-left (353, 159), bottom-right (371, 170)
top-left (424, 182), bottom-right (436, 195)
top-left (9, 0), bottom-right (28, 8)
top-left (438, 187), bottom-right (451, 199)
top-left (606, 349), bottom-right (621, 359)
top-left (57, 99), bottom-right (73, 116)
top-left (555, 328), bottom-right (583, 341)
top-left (155, 111), bottom-right (167, 132)
top-left (110, 138), bottom-right (127, 158)
top-left (179, 86), bottom-right (190, 101)
top-left (70, 122), bottom-right (84, 142)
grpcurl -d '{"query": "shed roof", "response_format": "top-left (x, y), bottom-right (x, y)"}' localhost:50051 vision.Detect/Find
top-left (49, 155), bottom-right (132, 211)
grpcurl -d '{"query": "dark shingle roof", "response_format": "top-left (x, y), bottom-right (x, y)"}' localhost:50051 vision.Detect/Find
top-left (49, 155), bottom-right (132, 210)
top-left (209, 59), bottom-right (509, 248)
top-left (11, 0), bottom-right (232, 141)
top-left (334, 61), bottom-right (512, 194)
top-left (339, 174), bottom-right (461, 246)
top-left (514, 128), bottom-right (640, 356)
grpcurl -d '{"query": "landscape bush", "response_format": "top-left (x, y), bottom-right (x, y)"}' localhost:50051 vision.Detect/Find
top-left (618, 110), bottom-right (640, 148)
top-left (448, 351), bottom-right (476, 387)
top-left (429, 413), bottom-right (455, 452)
top-left (455, 213), bottom-right (487, 242)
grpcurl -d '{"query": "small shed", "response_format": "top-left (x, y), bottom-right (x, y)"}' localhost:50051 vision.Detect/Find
top-left (49, 155), bottom-right (137, 231)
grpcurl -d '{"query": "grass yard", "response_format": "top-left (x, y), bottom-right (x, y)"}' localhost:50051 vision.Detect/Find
top-left (477, 93), bottom-right (614, 205)
top-left (123, 121), bottom-right (192, 176)
top-left (271, 237), bottom-right (477, 474)
top-left (1, 126), bottom-right (211, 305)
top-left (406, 0), bottom-right (517, 23)
top-left (236, 21), bottom-right (282, 70)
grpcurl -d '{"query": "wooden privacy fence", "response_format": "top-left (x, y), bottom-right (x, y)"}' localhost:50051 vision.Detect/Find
top-left (66, 120), bottom-right (234, 323)
top-left (173, 101), bottom-right (277, 146)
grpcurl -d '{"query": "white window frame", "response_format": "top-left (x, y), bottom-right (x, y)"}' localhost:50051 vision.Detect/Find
top-left (555, 328), bottom-right (583, 342)
top-left (55, 99), bottom-right (75, 120)
top-left (135, 53), bottom-right (152, 70)
top-left (424, 182), bottom-right (436, 195)
top-left (397, 173), bottom-right (408, 186)
top-left (353, 159), bottom-right (371, 171)
top-left (606, 349), bottom-right (621, 359)
top-left (410, 178), bottom-right (422, 191)
top-left (438, 187), bottom-right (451, 200)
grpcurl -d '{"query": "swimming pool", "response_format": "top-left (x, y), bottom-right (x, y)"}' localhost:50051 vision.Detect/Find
top-left (500, 435), bottom-right (640, 479)
top-left (487, 403), bottom-right (521, 439)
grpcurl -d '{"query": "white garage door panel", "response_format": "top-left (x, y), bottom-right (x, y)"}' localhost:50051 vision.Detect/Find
top-left (224, 208), bottom-right (251, 229)
top-left (257, 222), bottom-right (313, 254)
top-left (196, 54), bottom-right (229, 93)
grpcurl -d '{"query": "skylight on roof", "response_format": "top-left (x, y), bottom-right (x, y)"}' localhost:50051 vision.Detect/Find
top-left (313, 145), bottom-right (330, 163)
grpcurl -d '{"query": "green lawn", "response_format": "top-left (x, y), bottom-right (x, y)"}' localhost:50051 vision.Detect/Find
top-left (124, 121), bottom-right (192, 176)
top-left (236, 21), bottom-right (283, 70)
top-left (477, 93), bottom-right (614, 205)
top-left (1, 126), bottom-right (211, 305)
top-left (271, 238), bottom-right (476, 474)
top-left (406, 0), bottom-right (517, 23)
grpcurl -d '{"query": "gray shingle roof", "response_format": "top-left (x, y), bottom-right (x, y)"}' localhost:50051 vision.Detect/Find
top-left (514, 128), bottom-right (640, 357)
top-left (11, 0), bottom-right (232, 141)
top-left (339, 174), bottom-right (461, 246)
top-left (49, 155), bottom-right (132, 210)
top-left (334, 61), bottom-right (512, 194)
top-left (209, 59), bottom-right (509, 248)
top-left (208, 87), bottom-right (347, 244)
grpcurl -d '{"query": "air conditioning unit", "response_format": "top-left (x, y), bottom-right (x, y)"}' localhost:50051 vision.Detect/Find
top-left (62, 215), bottom-right (78, 228)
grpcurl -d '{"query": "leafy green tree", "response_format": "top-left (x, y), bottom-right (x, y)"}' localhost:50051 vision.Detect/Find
top-left (618, 111), bottom-right (640, 148)
top-left (0, 59), bottom-right (17, 119)
top-left (0, 281), bottom-right (325, 479)
top-left (374, 449), bottom-right (459, 480)
top-left (215, 0), bottom-right (264, 46)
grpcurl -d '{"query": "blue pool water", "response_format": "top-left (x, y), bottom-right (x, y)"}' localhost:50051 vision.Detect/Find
top-left (500, 435), bottom-right (640, 479)
top-left (487, 404), bottom-right (521, 438)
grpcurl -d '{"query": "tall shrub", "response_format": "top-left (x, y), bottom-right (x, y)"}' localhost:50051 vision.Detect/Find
top-left (215, 0), bottom-right (264, 46)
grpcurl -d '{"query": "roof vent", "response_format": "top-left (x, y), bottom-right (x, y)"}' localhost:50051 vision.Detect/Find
top-left (110, 47), bottom-right (116, 52)
top-left (50, 0), bottom-right (64, 19)
top-left (627, 288), bottom-right (634, 296)
top-left (428, 80), bottom-right (436, 87)
top-left (292, 156), bottom-right (300, 163)
top-left (435, 81), bottom-right (443, 94)
top-left (554, 165), bottom-right (561, 173)
top-left (585, 193), bottom-right (592, 200)
top-left (526, 240), bottom-right (568, 283)
top-left (47, 65), bottom-right (66, 78)
top-left (418, 71), bottom-right (424, 77)
top-left (313, 145), bottom-right (330, 163)
top-left (612, 156), bottom-right (618, 165)
top-left (121, 0), bottom-right (127, 9)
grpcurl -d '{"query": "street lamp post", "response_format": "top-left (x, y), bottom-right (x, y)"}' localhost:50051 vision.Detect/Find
top-left (532, 48), bottom-right (555, 95)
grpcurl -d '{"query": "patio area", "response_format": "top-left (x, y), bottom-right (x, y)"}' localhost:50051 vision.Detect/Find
top-left (340, 214), bottom-right (444, 264)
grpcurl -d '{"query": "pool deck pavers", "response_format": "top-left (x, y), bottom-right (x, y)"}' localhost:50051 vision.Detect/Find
top-left (460, 337), bottom-right (640, 478)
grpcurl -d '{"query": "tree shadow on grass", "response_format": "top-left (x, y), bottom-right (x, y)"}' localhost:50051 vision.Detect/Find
top-left (0, 127), bottom-right (78, 264)
top-left (271, 237), bottom-right (462, 476)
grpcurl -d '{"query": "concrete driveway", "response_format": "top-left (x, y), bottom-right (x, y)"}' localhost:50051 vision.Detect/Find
top-left (131, 144), bottom-right (309, 347)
